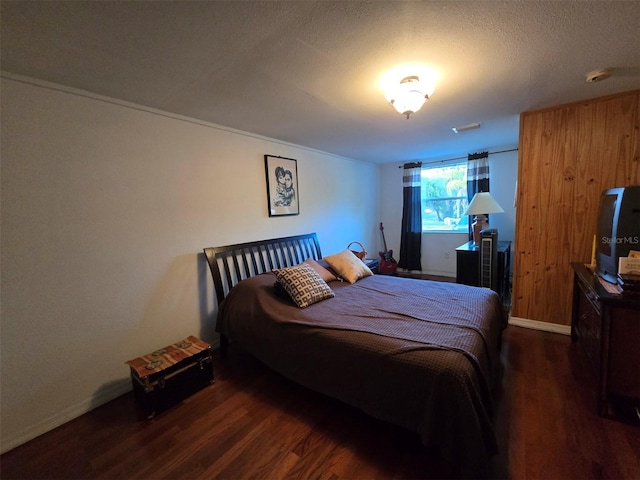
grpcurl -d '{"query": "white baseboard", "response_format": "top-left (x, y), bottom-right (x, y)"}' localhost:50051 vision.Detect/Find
top-left (1, 337), bottom-right (222, 454)
top-left (508, 316), bottom-right (571, 336)
top-left (1, 379), bottom-right (131, 454)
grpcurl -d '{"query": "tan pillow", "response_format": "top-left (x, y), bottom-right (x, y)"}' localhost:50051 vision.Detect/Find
top-left (323, 249), bottom-right (373, 284)
top-left (303, 258), bottom-right (337, 283)
top-left (272, 263), bottom-right (335, 308)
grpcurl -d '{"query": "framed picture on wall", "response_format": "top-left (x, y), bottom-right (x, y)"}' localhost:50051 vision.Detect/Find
top-left (265, 155), bottom-right (299, 217)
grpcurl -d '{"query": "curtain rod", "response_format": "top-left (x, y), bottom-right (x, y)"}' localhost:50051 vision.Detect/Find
top-left (398, 147), bottom-right (518, 168)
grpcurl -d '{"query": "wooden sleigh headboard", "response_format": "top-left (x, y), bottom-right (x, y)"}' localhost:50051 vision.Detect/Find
top-left (204, 232), bottom-right (322, 355)
top-left (203, 232), bottom-right (322, 307)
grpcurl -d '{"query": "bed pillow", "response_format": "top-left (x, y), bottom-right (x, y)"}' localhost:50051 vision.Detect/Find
top-left (272, 263), bottom-right (335, 308)
top-left (303, 258), bottom-right (337, 283)
top-left (323, 249), bottom-right (373, 284)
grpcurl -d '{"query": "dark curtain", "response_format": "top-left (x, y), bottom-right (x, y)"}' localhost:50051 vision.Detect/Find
top-left (398, 162), bottom-right (422, 271)
top-left (466, 152), bottom-right (489, 241)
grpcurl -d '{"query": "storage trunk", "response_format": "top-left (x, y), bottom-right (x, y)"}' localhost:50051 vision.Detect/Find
top-left (126, 336), bottom-right (214, 418)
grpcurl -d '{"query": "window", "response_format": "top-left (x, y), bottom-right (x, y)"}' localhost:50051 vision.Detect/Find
top-left (421, 162), bottom-right (468, 232)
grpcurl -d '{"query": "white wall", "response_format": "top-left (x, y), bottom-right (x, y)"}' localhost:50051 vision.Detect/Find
top-left (379, 148), bottom-right (519, 277)
top-left (0, 76), bottom-right (380, 452)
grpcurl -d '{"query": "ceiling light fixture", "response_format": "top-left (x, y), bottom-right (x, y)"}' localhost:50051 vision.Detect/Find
top-left (452, 122), bottom-right (481, 134)
top-left (383, 73), bottom-right (436, 119)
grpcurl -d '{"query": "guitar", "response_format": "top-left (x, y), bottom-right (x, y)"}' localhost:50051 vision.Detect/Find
top-left (378, 223), bottom-right (398, 274)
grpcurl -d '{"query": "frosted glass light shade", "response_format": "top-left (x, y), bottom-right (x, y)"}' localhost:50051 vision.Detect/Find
top-left (384, 75), bottom-right (435, 119)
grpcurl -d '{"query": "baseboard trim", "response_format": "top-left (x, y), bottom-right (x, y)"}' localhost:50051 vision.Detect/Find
top-left (508, 316), bottom-right (571, 336)
top-left (1, 337), bottom-right (223, 455)
top-left (1, 379), bottom-right (131, 454)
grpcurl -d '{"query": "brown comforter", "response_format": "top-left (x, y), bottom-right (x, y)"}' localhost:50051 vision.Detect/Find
top-left (217, 273), bottom-right (506, 477)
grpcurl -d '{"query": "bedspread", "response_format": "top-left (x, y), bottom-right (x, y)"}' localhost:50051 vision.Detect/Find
top-left (217, 273), bottom-right (506, 477)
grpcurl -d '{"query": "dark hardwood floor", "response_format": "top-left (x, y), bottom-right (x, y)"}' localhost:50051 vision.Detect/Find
top-left (2, 326), bottom-right (639, 480)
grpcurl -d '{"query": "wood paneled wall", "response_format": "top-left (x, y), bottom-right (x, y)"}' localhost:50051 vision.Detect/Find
top-left (512, 90), bottom-right (640, 326)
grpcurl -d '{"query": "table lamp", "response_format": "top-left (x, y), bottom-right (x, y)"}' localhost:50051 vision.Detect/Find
top-left (463, 192), bottom-right (505, 246)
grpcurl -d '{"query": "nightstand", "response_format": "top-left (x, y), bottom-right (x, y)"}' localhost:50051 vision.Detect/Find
top-left (456, 240), bottom-right (511, 306)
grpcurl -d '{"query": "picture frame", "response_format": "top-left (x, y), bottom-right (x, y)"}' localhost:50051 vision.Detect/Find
top-left (264, 155), bottom-right (299, 217)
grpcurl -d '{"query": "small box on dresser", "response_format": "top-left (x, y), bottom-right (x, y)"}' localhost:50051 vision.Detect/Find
top-left (126, 336), bottom-right (214, 419)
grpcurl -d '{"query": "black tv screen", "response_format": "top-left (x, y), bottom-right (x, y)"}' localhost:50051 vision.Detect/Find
top-left (595, 185), bottom-right (640, 284)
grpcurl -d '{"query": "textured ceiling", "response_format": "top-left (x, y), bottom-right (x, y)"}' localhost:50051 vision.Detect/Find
top-left (1, 1), bottom-right (639, 164)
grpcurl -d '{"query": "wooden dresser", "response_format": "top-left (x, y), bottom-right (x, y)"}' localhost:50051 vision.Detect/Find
top-left (570, 262), bottom-right (640, 418)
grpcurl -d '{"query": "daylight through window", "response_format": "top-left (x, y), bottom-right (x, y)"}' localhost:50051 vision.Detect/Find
top-left (421, 162), bottom-right (469, 232)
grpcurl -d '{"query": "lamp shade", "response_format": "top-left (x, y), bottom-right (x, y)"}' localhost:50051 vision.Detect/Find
top-left (464, 192), bottom-right (504, 216)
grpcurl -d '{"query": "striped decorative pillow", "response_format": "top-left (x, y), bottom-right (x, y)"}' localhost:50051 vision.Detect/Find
top-left (272, 263), bottom-right (334, 308)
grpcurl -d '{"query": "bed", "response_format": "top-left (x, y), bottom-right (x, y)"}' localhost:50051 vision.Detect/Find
top-left (204, 232), bottom-right (506, 478)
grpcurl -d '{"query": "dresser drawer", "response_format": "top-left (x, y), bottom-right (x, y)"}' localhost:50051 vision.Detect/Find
top-left (607, 308), bottom-right (640, 399)
top-left (577, 287), bottom-right (601, 374)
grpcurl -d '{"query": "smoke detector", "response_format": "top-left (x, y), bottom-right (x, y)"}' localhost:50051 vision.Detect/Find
top-left (585, 68), bottom-right (612, 83)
